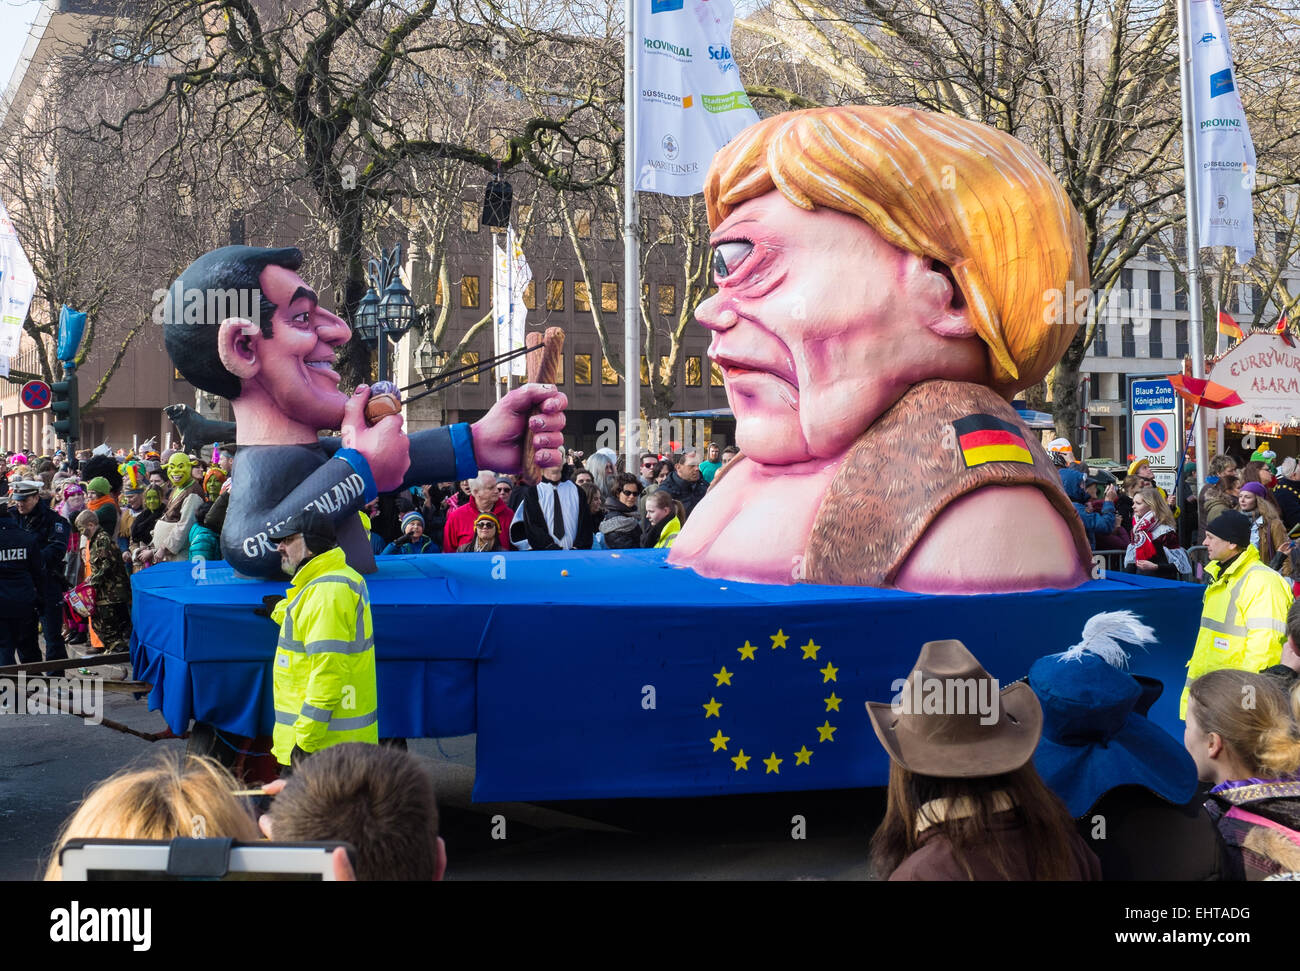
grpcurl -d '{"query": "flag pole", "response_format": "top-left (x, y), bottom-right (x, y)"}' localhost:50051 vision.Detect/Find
top-left (492, 229), bottom-right (503, 403)
top-left (622, 0), bottom-right (640, 473)
top-left (1177, 0), bottom-right (1208, 494)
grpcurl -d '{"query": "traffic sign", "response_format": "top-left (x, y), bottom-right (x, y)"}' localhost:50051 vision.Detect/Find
top-left (20, 380), bottom-right (50, 410)
top-left (1140, 417), bottom-right (1169, 453)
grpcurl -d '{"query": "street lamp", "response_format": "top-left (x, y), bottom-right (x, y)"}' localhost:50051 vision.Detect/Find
top-left (355, 243), bottom-right (413, 386)
top-left (416, 339), bottom-right (441, 381)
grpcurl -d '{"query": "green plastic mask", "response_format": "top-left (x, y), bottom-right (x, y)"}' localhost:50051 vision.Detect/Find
top-left (166, 454), bottom-right (194, 486)
top-left (144, 491), bottom-right (162, 512)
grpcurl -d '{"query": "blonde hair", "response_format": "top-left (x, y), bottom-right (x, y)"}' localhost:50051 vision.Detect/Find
top-left (44, 753), bottom-right (259, 880)
top-left (704, 106), bottom-right (1088, 397)
top-left (74, 509), bottom-right (98, 531)
top-left (1188, 671), bottom-right (1300, 780)
top-left (1135, 487), bottom-right (1174, 528)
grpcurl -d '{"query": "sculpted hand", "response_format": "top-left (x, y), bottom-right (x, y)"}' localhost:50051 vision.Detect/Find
top-left (470, 384), bottom-right (568, 473)
top-left (341, 384), bottom-right (410, 492)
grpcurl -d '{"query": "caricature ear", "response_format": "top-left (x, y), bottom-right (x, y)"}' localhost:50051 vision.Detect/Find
top-left (921, 257), bottom-right (976, 339)
top-left (217, 317), bottom-right (261, 380)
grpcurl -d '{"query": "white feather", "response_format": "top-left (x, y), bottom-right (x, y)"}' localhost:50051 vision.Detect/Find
top-left (1056, 610), bottom-right (1157, 667)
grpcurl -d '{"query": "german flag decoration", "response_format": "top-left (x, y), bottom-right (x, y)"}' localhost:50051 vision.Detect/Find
top-left (1218, 310), bottom-right (1244, 342)
top-left (1275, 313), bottom-right (1294, 347)
top-left (952, 414), bottom-right (1034, 468)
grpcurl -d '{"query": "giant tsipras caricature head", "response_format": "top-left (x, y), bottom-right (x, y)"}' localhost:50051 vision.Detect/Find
top-left (695, 106), bottom-right (1088, 465)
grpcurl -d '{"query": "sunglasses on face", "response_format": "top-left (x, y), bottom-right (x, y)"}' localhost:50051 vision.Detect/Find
top-left (620, 488), bottom-right (639, 497)
top-left (476, 523), bottom-right (496, 529)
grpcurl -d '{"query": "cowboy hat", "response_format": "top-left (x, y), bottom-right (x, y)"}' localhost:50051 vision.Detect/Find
top-left (866, 639), bottom-right (1043, 778)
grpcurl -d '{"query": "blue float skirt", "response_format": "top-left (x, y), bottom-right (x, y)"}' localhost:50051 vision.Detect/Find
top-left (130, 551), bottom-right (1201, 801)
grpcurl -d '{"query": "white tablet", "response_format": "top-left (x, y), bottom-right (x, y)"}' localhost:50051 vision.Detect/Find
top-left (59, 839), bottom-right (350, 881)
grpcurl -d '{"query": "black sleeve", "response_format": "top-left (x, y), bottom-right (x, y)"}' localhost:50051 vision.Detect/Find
top-left (321, 427), bottom-right (466, 489)
top-left (520, 489), bottom-right (561, 551)
top-left (574, 496), bottom-right (594, 550)
top-left (27, 537), bottom-right (44, 610)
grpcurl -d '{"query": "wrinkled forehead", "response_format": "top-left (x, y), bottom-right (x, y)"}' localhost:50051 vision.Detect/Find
top-left (259, 263), bottom-right (314, 310)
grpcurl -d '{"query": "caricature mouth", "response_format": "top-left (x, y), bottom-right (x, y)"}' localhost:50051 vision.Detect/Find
top-left (711, 352), bottom-right (796, 387)
top-left (304, 356), bottom-right (340, 384)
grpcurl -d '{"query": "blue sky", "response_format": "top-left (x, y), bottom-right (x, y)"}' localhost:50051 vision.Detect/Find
top-left (0, 0), bottom-right (46, 97)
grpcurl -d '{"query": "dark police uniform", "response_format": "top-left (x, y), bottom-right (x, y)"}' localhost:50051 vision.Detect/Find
top-left (0, 504), bottom-right (45, 667)
top-left (17, 496), bottom-right (72, 664)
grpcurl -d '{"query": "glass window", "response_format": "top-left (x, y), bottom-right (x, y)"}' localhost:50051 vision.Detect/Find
top-left (461, 351), bottom-right (480, 383)
top-left (685, 356), bottom-right (702, 387)
top-left (1095, 323), bottom-right (1109, 357)
top-left (461, 200), bottom-right (480, 233)
top-left (575, 209), bottom-right (592, 239)
top-left (517, 204), bottom-right (532, 231)
top-left (575, 281), bottom-right (591, 312)
top-left (1150, 274), bottom-right (1162, 310)
top-left (554, 350), bottom-right (565, 385)
top-left (658, 284), bottom-right (676, 316)
top-left (1175, 320), bottom-right (1189, 357)
top-left (461, 275), bottom-right (480, 308)
top-left (659, 356), bottom-right (672, 384)
top-left (710, 361), bottom-right (724, 386)
top-left (574, 353), bottom-right (592, 385)
top-left (1174, 286), bottom-right (1188, 311)
top-left (657, 214), bottom-right (674, 241)
top-left (602, 357), bottom-right (619, 385)
top-left (600, 217), bottom-right (617, 241)
top-left (601, 282), bottom-right (618, 312)
top-left (640, 355), bottom-right (650, 386)
top-left (1148, 318), bottom-right (1163, 358)
top-left (433, 278), bottom-right (443, 307)
top-left (1121, 321), bottom-right (1136, 357)
top-left (523, 280), bottom-right (536, 310)
top-left (546, 279), bottom-right (565, 311)
top-left (547, 217), bottom-right (562, 238)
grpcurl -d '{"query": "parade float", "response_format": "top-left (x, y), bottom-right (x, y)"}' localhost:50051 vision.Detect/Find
top-left (130, 106), bottom-right (1202, 800)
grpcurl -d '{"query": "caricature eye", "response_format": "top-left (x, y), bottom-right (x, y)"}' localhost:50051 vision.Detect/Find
top-left (711, 240), bottom-right (753, 279)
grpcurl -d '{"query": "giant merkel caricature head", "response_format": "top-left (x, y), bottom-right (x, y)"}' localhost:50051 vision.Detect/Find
top-left (696, 106), bottom-right (1088, 465)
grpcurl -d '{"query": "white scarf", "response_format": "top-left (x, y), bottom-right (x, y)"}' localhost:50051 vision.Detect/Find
top-left (537, 481), bottom-right (580, 549)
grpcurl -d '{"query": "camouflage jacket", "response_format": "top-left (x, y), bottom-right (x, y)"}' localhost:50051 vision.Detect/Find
top-left (87, 528), bottom-right (131, 605)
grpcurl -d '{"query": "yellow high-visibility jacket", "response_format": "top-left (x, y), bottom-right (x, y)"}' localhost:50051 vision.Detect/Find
top-left (270, 546), bottom-right (378, 765)
top-left (1182, 544), bottom-right (1294, 717)
top-left (655, 516), bottom-right (681, 549)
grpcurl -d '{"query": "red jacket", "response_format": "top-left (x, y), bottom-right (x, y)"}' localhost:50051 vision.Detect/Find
top-left (444, 499), bottom-right (513, 552)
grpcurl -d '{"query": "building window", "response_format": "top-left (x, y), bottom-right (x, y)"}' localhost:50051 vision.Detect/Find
top-left (461, 275), bottom-right (480, 308)
top-left (1121, 321), bottom-right (1136, 357)
top-left (1120, 268), bottom-right (1133, 292)
top-left (601, 282), bottom-right (618, 312)
top-left (1150, 273), bottom-right (1162, 310)
top-left (1095, 323), bottom-right (1109, 357)
top-left (602, 357), bottom-right (619, 385)
top-left (575, 209), bottom-right (592, 239)
top-left (659, 356), bottom-right (672, 384)
top-left (1148, 318), bottom-right (1163, 358)
top-left (575, 281), bottom-right (591, 312)
top-left (522, 280), bottom-right (536, 310)
top-left (461, 200), bottom-right (480, 233)
top-left (658, 284), bottom-right (676, 316)
top-left (546, 279), bottom-right (565, 311)
top-left (710, 361), bottom-right (724, 386)
top-left (600, 217), bottom-right (617, 241)
top-left (547, 217), bottom-right (562, 238)
top-left (1173, 226), bottom-right (1187, 252)
top-left (1174, 286), bottom-right (1188, 311)
top-left (657, 214), bottom-right (674, 241)
top-left (461, 351), bottom-right (480, 383)
top-left (517, 203), bottom-right (533, 231)
top-left (574, 353), bottom-right (592, 385)
top-left (553, 350), bottom-right (565, 385)
top-left (434, 278), bottom-right (444, 306)
top-left (1176, 320), bottom-right (1189, 357)
top-left (640, 355), bottom-right (650, 386)
top-left (685, 356), bottom-right (702, 387)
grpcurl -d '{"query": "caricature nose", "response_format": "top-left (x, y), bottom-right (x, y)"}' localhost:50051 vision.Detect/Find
top-left (695, 291), bottom-right (739, 333)
top-left (318, 308), bottom-right (351, 345)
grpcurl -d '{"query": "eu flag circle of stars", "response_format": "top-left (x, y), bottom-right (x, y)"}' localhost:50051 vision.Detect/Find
top-left (703, 629), bottom-right (840, 774)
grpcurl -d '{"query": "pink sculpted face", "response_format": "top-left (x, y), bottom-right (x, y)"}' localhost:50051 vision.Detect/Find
top-left (695, 191), bottom-right (988, 466)
top-left (246, 263), bottom-right (352, 431)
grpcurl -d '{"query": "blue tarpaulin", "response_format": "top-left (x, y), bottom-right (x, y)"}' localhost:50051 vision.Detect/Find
top-left (130, 551), bottom-right (1203, 801)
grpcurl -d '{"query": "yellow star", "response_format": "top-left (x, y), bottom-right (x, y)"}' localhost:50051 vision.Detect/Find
top-left (703, 697), bottom-right (722, 718)
top-left (714, 666), bottom-right (733, 686)
top-left (770, 629), bottom-right (789, 649)
top-left (819, 661), bottom-right (838, 683)
top-left (763, 752), bottom-right (783, 774)
top-left (824, 692), bottom-right (842, 712)
top-left (731, 749), bottom-right (751, 771)
top-left (709, 729), bottom-right (730, 752)
top-left (737, 641), bottom-right (757, 660)
top-left (817, 720), bottom-right (837, 742)
top-left (801, 639), bottom-right (820, 660)
top-left (794, 746), bottom-right (813, 765)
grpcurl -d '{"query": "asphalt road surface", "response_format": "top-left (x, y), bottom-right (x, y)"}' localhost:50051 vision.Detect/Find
top-left (1, 671), bottom-right (882, 881)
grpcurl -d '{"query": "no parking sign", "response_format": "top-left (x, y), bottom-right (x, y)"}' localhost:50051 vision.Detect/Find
top-left (1129, 377), bottom-right (1180, 474)
top-left (20, 379), bottom-right (50, 410)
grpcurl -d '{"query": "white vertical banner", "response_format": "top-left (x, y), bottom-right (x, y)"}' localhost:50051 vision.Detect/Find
top-left (0, 355), bottom-right (9, 377)
top-left (1190, 0), bottom-right (1256, 264)
top-left (634, 0), bottom-right (759, 197)
top-left (493, 226), bottom-right (532, 381)
top-left (507, 225), bottom-right (531, 377)
top-left (0, 199), bottom-right (36, 358)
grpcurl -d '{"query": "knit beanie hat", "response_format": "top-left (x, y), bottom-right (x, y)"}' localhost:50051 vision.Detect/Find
top-left (474, 513), bottom-right (500, 532)
top-left (1239, 481), bottom-right (1269, 499)
top-left (86, 476), bottom-right (111, 496)
top-left (1206, 510), bottom-right (1252, 549)
top-left (401, 510), bottom-right (424, 531)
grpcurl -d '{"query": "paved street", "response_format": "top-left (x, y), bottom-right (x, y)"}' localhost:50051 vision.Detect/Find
top-left (1, 674), bottom-right (881, 881)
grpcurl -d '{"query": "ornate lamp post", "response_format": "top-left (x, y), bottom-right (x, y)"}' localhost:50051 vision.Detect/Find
top-left (355, 243), bottom-right (415, 386)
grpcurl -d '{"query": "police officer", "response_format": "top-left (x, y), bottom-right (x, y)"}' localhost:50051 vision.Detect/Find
top-left (0, 494), bottom-right (45, 667)
top-left (12, 479), bottom-right (72, 667)
top-left (267, 509), bottom-right (378, 769)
